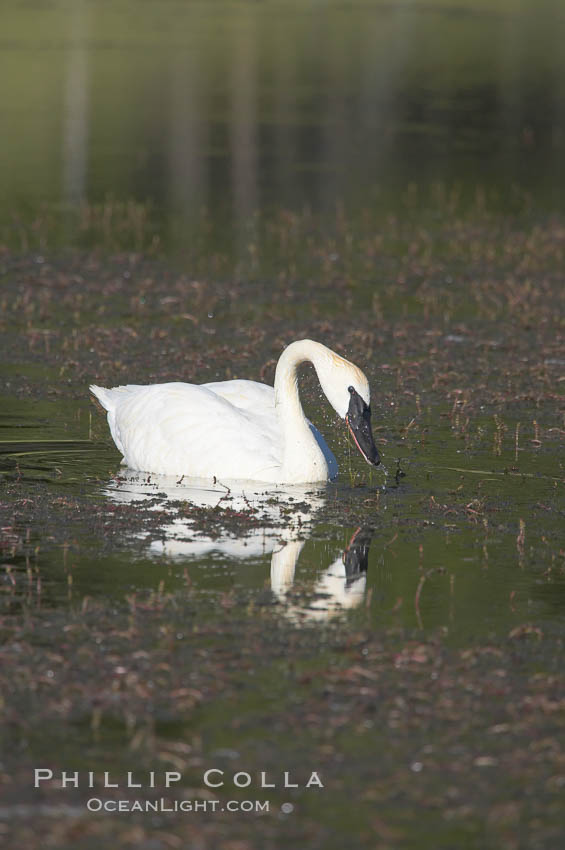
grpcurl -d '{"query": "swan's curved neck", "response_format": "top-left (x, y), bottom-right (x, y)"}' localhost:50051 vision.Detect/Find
top-left (274, 340), bottom-right (329, 480)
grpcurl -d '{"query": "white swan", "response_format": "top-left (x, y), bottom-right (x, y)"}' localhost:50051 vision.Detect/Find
top-left (90, 339), bottom-right (380, 484)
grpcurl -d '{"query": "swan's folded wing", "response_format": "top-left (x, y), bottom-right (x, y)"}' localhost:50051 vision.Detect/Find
top-left (201, 379), bottom-right (275, 413)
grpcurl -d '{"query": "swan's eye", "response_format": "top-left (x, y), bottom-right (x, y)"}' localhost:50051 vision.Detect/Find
top-left (348, 385), bottom-right (354, 393)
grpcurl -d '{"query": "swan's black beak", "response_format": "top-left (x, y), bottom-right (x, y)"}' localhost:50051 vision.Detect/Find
top-left (345, 386), bottom-right (380, 467)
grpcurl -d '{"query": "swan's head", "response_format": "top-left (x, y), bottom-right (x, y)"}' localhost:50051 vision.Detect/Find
top-left (317, 351), bottom-right (381, 468)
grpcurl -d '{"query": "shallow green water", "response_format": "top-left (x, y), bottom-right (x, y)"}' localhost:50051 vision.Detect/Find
top-left (1, 382), bottom-right (562, 641)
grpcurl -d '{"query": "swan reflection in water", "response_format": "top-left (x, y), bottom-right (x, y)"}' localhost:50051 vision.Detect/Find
top-left (270, 525), bottom-right (373, 622)
top-left (103, 471), bottom-right (374, 621)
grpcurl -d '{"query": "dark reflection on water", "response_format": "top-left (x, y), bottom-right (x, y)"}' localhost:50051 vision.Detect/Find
top-left (1, 0), bottom-right (564, 243)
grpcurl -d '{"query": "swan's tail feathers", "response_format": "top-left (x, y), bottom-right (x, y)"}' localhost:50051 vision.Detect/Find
top-left (89, 384), bottom-right (131, 456)
top-left (89, 384), bottom-right (144, 413)
top-left (89, 385), bottom-right (115, 412)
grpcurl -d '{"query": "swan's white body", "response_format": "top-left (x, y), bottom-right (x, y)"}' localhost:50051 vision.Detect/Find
top-left (90, 339), bottom-right (371, 484)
